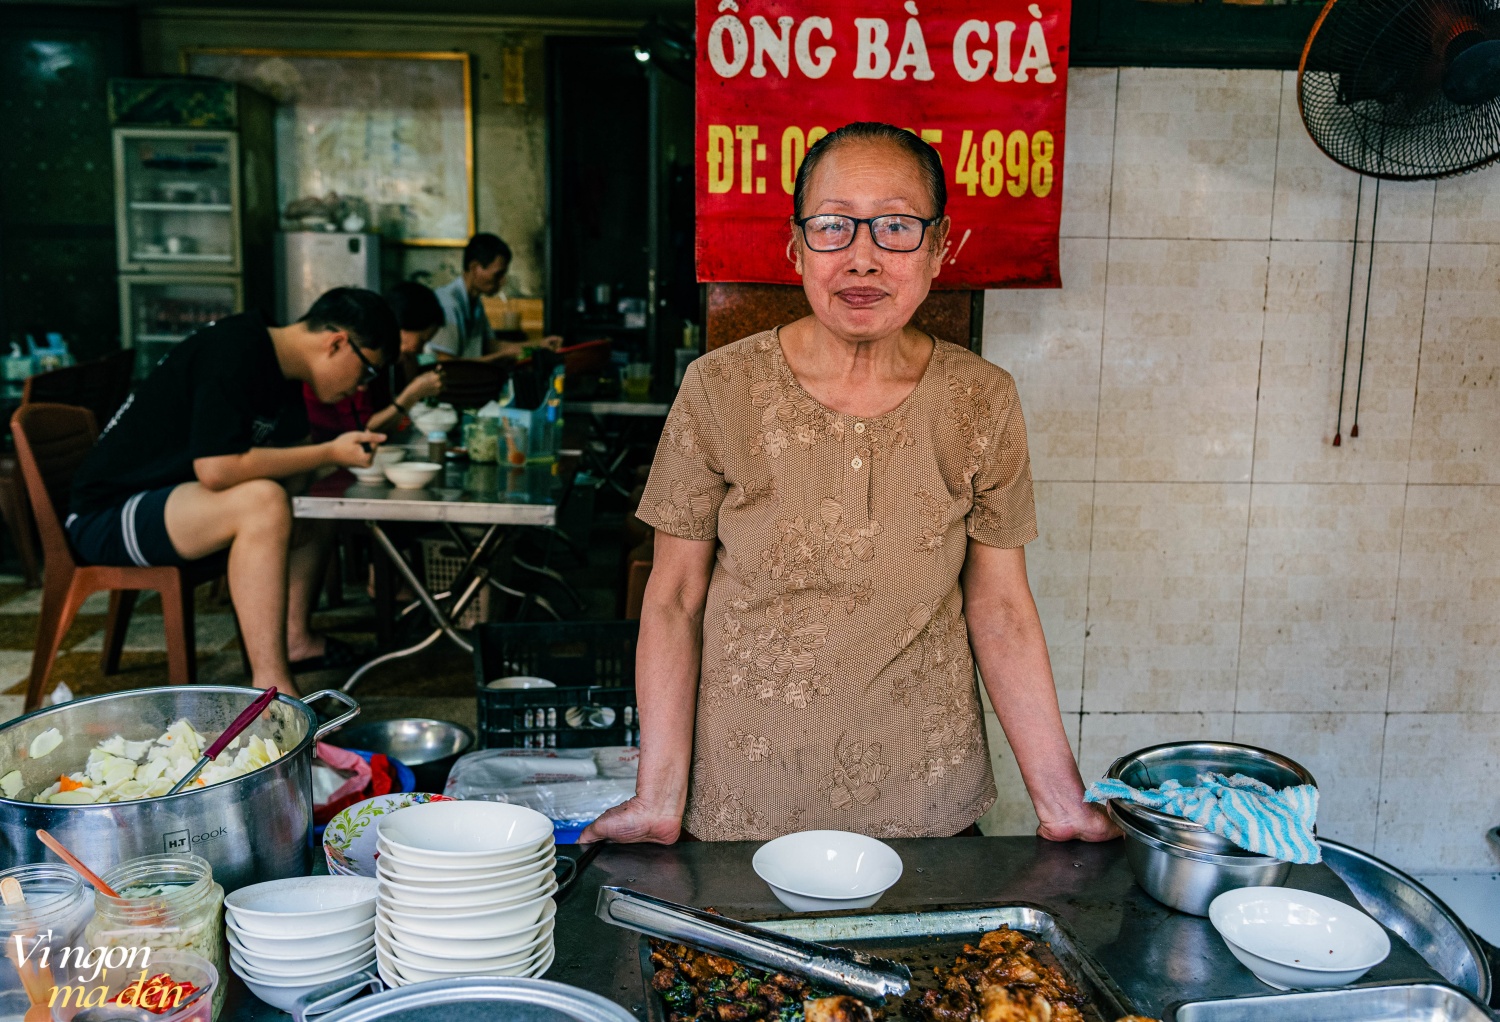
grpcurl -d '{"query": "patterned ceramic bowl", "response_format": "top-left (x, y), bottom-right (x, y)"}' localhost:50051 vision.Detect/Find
top-left (323, 792), bottom-right (452, 878)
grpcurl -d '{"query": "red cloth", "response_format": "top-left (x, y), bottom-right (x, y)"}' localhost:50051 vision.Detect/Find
top-left (304, 383), bottom-right (380, 444)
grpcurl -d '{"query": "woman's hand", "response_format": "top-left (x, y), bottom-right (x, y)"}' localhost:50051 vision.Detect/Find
top-left (1037, 803), bottom-right (1120, 843)
top-left (399, 370), bottom-right (443, 407)
top-left (579, 796), bottom-right (683, 845)
top-left (323, 431), bottom-right (386, 468)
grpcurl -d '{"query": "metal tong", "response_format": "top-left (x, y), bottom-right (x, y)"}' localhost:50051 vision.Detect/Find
top-left (595, 886), bottom-right (911, 1002)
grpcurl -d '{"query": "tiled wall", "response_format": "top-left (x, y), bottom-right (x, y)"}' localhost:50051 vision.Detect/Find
top-left (976, 68), bottom-right (1500, 872)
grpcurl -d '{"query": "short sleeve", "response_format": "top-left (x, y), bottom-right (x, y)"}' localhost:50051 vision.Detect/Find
top-left (188, 348), bottom-right (258, 460)
top-left (966, 372), bottom-right (1038, 548)
top-left (636, 363), bottom-right (729, 542)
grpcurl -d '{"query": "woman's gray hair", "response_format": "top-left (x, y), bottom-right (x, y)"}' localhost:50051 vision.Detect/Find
top-left (792, 121), bottom-right (948, 221)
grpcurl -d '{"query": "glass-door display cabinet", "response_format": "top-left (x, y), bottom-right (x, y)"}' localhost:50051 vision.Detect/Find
top-left (114, 129), bottom-right (240, 274)
top-left (118, 275), bottom-right (242, 377)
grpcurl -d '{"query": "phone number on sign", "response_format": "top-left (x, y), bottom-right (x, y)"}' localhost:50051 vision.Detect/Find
top-left (704, 123), bottom-right (1055, 199)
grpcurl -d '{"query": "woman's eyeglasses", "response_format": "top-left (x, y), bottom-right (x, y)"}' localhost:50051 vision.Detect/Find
top-left (795, 214), bottom-right (939, 253)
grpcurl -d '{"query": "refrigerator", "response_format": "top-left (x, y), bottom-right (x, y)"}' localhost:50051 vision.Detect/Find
top-left (108, 78), bottom-right (274, 376)
top-left (275, 232), bottom-right (382, 325)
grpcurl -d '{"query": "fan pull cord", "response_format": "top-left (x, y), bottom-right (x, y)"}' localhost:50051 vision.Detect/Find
top-left (1333, 176), bottom-right (1365, 447)
top-left (1350, 178), bottom-right (1381, 440)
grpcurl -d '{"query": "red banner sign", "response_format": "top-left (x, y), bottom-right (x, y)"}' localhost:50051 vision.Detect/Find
top-left (695, 0), bottom-right (1070, 289)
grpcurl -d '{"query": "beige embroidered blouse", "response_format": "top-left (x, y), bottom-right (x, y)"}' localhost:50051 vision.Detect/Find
top-left (637, 329), bottom-right (1038, 840)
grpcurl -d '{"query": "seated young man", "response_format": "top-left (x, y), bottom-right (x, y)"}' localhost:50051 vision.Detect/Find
top-left (66, 287), bottom-right (396, 695)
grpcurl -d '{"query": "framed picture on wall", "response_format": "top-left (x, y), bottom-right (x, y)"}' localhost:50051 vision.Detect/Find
top-left (183, 48), bottom-right (474, 246)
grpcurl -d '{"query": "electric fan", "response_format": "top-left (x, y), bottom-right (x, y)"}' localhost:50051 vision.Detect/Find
top-left (1299, 0), bottom-right (1500, 178)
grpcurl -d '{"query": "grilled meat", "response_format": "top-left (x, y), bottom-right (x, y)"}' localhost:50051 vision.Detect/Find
top-left (912, 927), bottom-right (1088, 1022)
top-left (647, 938), bottom-right (882, 1022)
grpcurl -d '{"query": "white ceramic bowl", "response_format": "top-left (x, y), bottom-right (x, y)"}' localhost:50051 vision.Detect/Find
top-left (225, 876), bottom-right (378, 936)
top-left (372, 448), bottom-right (406, 468)
top-left (383, 461), bottom-right (442, 489)
top-left (376, 863), bottom-right (553, 907)
top-left (379, 800), bottom-right (554, 865)
top-left (374, 844), bottom-right (554, 883)
top-left (226, 930), bottom-right (375, 971)
top-left (230, 944), bottom-right (376, 982)
top-left (226, 914), bottom-right (377, 957)
top-left (1209, 887), bottom-right (1391, 990)
top-left (485, 676), bottom-right (556, 690)
top-left (377, 899), bottom-right (558, 957)
top-left (351, 465), bottom-right (387, 485)
top-left (386, 939), bottom-right (550, 983)
top-left (234, 965), bottom-right (370, 1014)
top-left (751, 830), bottom-right (904, 912)
top-left (376, 917), bottom-right (554, 970)
top-left (381, 882), bottom-right (558, 942)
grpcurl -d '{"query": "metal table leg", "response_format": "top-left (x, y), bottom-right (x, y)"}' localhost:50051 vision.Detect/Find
top-left (340, 521), bottom-right (505, 692)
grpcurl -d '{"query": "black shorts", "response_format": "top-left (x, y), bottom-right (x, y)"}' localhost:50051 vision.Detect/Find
top-left (65, 486), bottom-right (189, 568)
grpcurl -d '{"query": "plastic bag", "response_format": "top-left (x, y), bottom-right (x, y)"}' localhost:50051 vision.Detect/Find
top-left (444, 747), bottom-right (638, 841)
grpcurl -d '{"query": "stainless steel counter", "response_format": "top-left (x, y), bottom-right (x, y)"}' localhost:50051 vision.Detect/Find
top-left (221, 837), bottom-right (1453, 1020)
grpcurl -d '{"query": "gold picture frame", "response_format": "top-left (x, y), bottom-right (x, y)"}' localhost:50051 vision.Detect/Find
top-left (183, 47), bottom-right (475, 246)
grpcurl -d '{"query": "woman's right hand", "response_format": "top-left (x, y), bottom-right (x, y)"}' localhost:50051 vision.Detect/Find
top-left (399, 370), bottom-right (443, 407)
top-left (579, 796), bottom-right (682, 845)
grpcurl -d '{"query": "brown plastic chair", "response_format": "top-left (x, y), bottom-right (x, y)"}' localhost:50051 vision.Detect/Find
top-left (12, 403), bottom-right (217, 710)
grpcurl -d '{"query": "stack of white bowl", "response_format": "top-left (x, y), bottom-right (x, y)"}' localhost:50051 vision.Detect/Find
top-left (373, 800), bottom-right (558, 986)
top-left (224, 876), bottom-right (379, 1013)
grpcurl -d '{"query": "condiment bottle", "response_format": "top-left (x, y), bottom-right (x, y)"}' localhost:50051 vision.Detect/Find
top-left (426, 429), bottom-right (448, 464)
top-left (85, 853), bottom-right (226, 1021)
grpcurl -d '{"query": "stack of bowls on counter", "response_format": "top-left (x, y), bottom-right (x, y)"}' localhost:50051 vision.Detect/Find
top-left (373, 800), bottom-right (558, 985)
top-left (224, 876), bottom-right (379, 1013)
top-left (1103, 742), bottom-right (1318, 916)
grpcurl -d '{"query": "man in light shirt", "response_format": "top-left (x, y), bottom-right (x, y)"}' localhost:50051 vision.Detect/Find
top-left (428, 233), bottom-right (559, 361)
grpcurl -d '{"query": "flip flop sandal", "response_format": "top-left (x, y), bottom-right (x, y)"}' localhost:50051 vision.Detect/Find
top-left (290, 635), bottom-right (365, 675)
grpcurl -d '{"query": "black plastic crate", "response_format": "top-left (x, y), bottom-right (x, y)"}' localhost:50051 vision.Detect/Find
top-left (474, 621), bottom-right (639, 749)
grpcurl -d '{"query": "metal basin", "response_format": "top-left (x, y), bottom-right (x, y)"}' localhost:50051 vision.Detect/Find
top-left (1165, 981), bottom-right (1494, 1022)
top-left (0, 686), bottom-right (357, 891)
top-left (1106, 741), bottom-right (1317, 856)
top-left (1110, 803), bottom-right (1290, 916)
top-left (331, 718), bottom-right (474, 792)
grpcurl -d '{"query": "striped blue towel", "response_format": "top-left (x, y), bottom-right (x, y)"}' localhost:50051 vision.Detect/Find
top-left (1085, 772), bottom-right (1320, 864)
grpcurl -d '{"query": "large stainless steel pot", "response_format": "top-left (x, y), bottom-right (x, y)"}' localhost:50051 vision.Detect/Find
top-left (0, 685), bottom-right (357, 890)
top-left (290, 976), bottom-right (637, 1022)
top-left (1109, 803), bottom-right (1290, 916)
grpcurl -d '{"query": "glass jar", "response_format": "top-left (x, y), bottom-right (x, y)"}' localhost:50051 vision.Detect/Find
top-left (84, 854), bottom-right (225, 1021)
top-left (0, 863), bottom-right (94, 1011)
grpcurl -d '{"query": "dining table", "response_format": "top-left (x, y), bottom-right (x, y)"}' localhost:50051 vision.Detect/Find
top-left (293, 459), bottom-right (559, 692)
top-left (563, 400), bottom-right (670, 498)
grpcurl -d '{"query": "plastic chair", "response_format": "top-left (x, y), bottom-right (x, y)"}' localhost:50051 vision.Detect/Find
top-left (11, 403), bottom-right (223, 710)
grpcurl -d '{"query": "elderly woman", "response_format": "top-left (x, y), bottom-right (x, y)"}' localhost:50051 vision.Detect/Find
top-left (582, 122), bottom-right (1115, 844)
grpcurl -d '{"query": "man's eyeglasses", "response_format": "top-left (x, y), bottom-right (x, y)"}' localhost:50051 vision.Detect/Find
top-left (349, 341), bottom-right (382, 385)
top-left (795, 214), bottom-right (939, 253)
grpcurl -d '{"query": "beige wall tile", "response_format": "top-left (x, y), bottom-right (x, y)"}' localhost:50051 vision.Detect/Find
top-left (1231, 712), bottom-right (1384, 848)
top-left (1390, 485), bottom-right (1500, 713)
top-left (1076, 711), bottom-right (1236, 783)
top-left (1377, 713), bottom-right (1500, 870)
top-left (1253, 241), bottom-right (1425, 484)
top-left (1097, 240), bottom-right (1267, 482)
top-left (1027, 482), bottom-right (1094, 715)
top-left (1237, 484), bottom-right (1403, 714)
top-left (1084, 483), bottom-right (1250, 713)
top-left (1433, 169), bottom-right (1500, 244)
top-left (1366, 179), bottom-right (1435, 245)
top-left (1060, 69), bottom-right (1118, 240)
top-left (985, 238), bottom-right (1106, 481)
top-left (978, 710), bottom-right (1081, 836)
top-left (1110, 69), bottom-right (1279, 240)
top-left (1271, 71), bottom-right (1358, 242)
top-left (1410, 244), bottom-right (1500, 484)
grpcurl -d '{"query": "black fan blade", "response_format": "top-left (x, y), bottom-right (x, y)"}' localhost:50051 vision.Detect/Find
top-left (1444, 38), bottom-right (1500, 104)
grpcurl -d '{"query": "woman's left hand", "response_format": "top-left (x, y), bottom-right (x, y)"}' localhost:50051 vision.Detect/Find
top-left (1036, 803), bottom-right (1121, 843)
top-left (400, 370), bottom-right (443, 406)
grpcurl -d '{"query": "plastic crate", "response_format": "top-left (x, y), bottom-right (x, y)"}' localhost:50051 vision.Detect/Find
top-left (421, 537), bottom-right (489, 629)
top-left (473, 621), bottom-right (639, 749)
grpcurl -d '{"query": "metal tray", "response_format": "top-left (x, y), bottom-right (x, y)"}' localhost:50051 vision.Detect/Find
top-left (1164, 981), bottom-right (1497, 1022)
top-left (639, 904), bottom-right (1135, 1022)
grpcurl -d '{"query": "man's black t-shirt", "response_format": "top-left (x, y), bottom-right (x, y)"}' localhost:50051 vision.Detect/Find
top-left (70, 312), bottom-right (309, 515)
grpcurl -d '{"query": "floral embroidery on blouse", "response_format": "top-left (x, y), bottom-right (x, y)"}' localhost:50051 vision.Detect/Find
top-left (823, 734), bottom-right (891, 809)
top-left (653, 480), bottom-right (716, 540)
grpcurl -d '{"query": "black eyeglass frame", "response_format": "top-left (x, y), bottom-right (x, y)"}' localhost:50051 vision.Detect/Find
top-left (793, 213), bottom-right (942, 253)
top-left (348, 339), bottom-right (383, 384)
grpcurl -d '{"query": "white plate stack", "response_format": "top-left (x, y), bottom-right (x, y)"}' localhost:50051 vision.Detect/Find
top-left (373, 800), bottom-right (558, 986)
top-left (224, 876), bottom-right (379, 1014)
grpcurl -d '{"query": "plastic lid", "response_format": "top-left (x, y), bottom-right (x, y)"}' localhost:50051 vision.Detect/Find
top-left (427, 430), bottom-right (448, 441)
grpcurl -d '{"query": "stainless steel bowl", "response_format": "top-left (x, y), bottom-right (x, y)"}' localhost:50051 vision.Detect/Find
top-left (1106, 741), bottom-right (1317, 855)
top-left (1109, 804), bottom-right (1290, 916)
top-left (331, 718), bottom-right (474, 791)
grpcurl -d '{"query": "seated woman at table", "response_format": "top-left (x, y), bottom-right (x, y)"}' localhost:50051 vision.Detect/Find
top-left (583, 122), bottom-right (1115, 844)
top-left (305, 281), bottom-right (445, 443)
